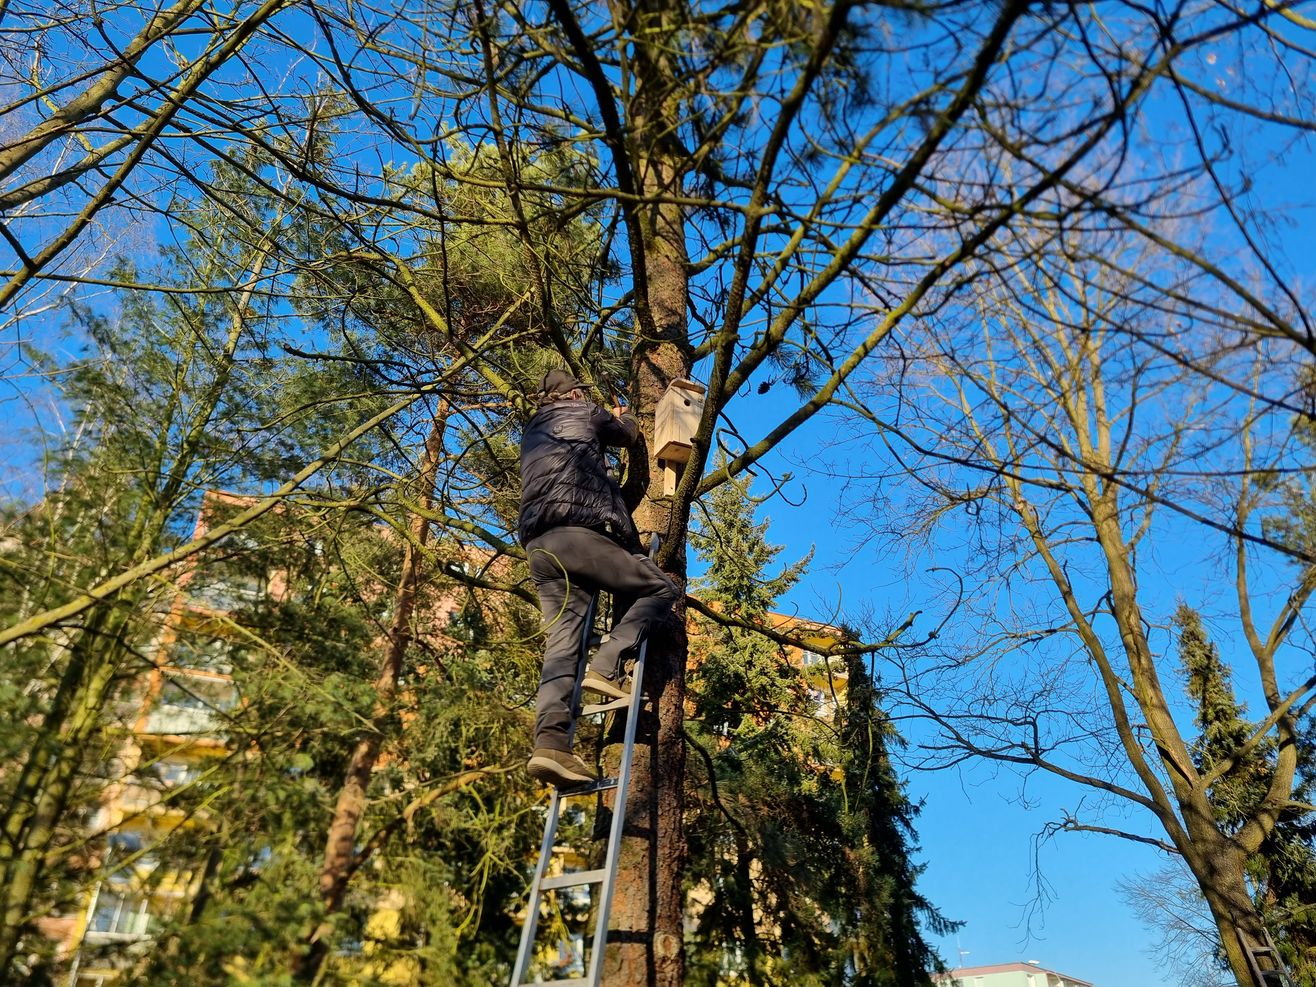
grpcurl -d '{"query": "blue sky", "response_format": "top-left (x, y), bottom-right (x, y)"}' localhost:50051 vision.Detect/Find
top-left (5, 2), bottom-right (1315, 982)
top-left (913, 767), bottom-right (1168, 985)
top-left (724, 38), bottom-right (1316, 980)
top-left (739, 321), bottom-right (1316, 987)
top-left (749, 456), bottom-right (1178, 987)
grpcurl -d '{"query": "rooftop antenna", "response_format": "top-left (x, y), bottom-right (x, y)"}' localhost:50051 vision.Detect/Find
top-left (956, 935), bottom-right (970, 968)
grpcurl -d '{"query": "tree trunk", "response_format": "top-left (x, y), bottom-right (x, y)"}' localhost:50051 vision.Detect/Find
top-left (734, 831), bottom-right (763, 986)
top-left (1095, 503), bottom-right (1280, 987)
top-left (1184, 833), bottom-right (1275, 987)
top-left (296, 405), bottom-right (447, 981)
top-left (604, 8), bottom-right (694, 971)
top-left (0, 611), bottom-right (130, 975)
top-left (1, 608), bottom-right (111, 860)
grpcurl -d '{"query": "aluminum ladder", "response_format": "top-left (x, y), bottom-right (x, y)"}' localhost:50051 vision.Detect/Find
top-left (1240, 926), bottom-right (1295, 987)
top-left (509, 537), bottom-right (658, 987)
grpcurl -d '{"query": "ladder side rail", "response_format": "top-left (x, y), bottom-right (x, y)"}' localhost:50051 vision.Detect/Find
top-left (585, 634), bottom-right (648, 984)
top-left (566, 591), bottom-right (601, 750)
top-left (1259, 928), bottom-right (1295, 987)
top-left (510, 589), bottom-right (600, 986)
top-left (510, 790), bottom-right (567, 986)
top-left (1238, 926), bottom-right (1296, 987)
top-left (1241, 927), bottom-right (1267, 987)
top-left (586, 535), bottom-right (660, 984)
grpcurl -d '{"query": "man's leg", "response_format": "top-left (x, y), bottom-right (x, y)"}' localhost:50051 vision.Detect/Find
top-left (590, 560), bottom-right (678, 679)
top-left (527, 527), bottom-right (678, 682)
top-left (528, 542), bottom-right (596, 754)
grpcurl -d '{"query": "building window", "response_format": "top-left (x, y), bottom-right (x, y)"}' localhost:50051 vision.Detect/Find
top-left (89, 889), bottom-right (150, 937)
top-left (160, 677), bottom-right (236, 712)
top-left (108, 830), bottom-right (144, 856)
top-left (163, 637), bottom-right (234, 673)
top-left (107, 831), bottom-right (158, 873)
top-left (188, 573), bottom-right (265, 612)
top-left (143, 676), bottom-right (237, 736)
top-left (156, 758), bottom-right (202, 787)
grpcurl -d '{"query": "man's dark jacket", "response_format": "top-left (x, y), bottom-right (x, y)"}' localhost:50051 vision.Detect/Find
top-left (518, 399), bottom-right (640, 550)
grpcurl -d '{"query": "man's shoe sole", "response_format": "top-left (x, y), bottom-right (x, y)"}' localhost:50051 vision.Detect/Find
top-left (527, 755), bottom-right (596, 789)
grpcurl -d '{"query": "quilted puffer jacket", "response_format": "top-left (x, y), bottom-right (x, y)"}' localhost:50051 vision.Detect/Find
top-left (518, 399), bottom-right (640, 550)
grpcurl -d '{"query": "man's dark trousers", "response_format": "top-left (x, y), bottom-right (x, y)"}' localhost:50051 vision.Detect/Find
top-left (527, 526), bottom-right (678, 753)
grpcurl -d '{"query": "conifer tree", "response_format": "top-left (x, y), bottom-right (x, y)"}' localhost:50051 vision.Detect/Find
top-left (117, 505), bottom-right (546, 987)
top-left (1174, 605), bottom-right (1316, 985)
top-left (0, 156), bottom-right (326, 976)
top-left (685, 473), bottom-right (950, 985)
top-left (835, 653), bottom-right (956, 985)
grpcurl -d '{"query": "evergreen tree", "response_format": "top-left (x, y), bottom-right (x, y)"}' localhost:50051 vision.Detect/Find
top-left (0, 128), bottom-right (623, 985)
top-left (833, 653), bottom-right (956, 985)
top-left (0, 152), bottom-right (339, 978)
top-left (279, 135), bottom-right (624, 982)
top-left (684, 473), bottom-right (950, 985)
top-left (1175, 604), bottom-right (1316, 985)
top-left (118, 503), bottom-right (547, 987)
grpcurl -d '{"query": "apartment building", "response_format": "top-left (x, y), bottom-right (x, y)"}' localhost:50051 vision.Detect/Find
top-left (53, 492), bottom-right (548, 984)
top-left (61, 495), bottom-right (253, 986)
top-left (937, 961), bottom-right (1096, 987)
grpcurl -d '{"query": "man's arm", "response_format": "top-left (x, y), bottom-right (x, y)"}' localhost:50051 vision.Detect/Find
top-left (592, 403), bottom-right (639, 448)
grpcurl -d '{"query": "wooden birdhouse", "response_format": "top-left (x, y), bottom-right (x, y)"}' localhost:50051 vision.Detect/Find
top-left (655, 378), bottom-right (705, 495)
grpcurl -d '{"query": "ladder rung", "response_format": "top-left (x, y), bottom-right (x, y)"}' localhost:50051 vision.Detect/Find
top-left (539, 868), bottom-right (607, 890)
top-left (558, 776), bottom-right (618, 796)
top-left (519, 979), bottom-right (590, 987)
top-left (580, 695), bottom-right (633, 715)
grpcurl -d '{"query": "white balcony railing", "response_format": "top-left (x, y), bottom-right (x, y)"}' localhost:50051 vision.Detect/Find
top-left (141, 704), bottom-right (218, 736)
top-left (186, 574), bottom-right (264, 613)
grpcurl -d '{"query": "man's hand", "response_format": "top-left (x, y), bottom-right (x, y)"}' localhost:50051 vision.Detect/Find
top-left (611, 396), bottom-right (629, 419)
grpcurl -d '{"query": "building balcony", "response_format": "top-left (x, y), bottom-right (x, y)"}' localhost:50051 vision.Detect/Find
top-left (184, 574), bottom-right (265, 614)
top-left (137, 674), bottom-right (237, 738)
top-left (140, 704), bottom-right (219, 737)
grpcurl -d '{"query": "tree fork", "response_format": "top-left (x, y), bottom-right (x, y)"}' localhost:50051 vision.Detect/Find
top-left (1188, 835), bottom-right (1275, 987)
top-left (1096, 506), bottom-right (1284, 987)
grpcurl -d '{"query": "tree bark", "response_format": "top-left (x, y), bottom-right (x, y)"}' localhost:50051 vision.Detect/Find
top-left (0, 611), bottom-right (131, 975)
top-left (607, 282), bottom-right (692, 987)
top-left (734, 830), bottom-right (763, 985)
top-left (603, 2), bottom-right (695, 974)
top-left (1184, 833), bottom-right (1274, 987)
top-left (1090, 462), bottom-right (1285, 987)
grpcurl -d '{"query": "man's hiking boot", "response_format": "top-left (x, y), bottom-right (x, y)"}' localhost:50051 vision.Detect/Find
top-left (527, 748), bottom-right (597, 788)
top-left (581, 669), bottom-right (628, 700)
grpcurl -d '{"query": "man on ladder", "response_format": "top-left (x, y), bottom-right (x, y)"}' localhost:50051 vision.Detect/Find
top-left (519, 368), bottom-right (678, 789)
